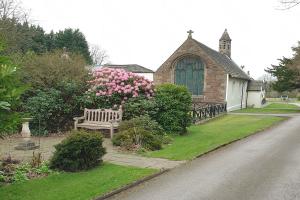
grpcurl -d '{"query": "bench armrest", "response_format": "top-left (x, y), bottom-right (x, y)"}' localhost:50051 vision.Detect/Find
top-left (73, 116), bottom-right (85, 122)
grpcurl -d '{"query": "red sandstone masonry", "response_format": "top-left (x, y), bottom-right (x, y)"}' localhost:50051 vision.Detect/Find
top-left (154, 37), bottom-right (227, 104)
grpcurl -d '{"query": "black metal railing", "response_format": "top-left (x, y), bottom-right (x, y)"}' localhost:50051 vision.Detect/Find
top-left (192, 102), bottom-right (227, 123)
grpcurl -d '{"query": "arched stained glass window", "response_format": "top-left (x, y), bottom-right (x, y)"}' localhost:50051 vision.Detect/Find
top-left (175, 57), bottom-right (204, 95)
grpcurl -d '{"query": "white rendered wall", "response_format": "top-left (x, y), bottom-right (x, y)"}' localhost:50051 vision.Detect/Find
top-left (134, 73), bottom-right (153, 81)
top-left (226, 77), bottom-right (248, 111)
top-left (247, 91), bottom-right (263, 108)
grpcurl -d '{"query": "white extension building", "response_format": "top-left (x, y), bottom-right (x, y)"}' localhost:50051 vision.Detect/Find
top-left (226, 77), bottom-right (249, 111)
top-left (247, 80), bottom-right (266, 108)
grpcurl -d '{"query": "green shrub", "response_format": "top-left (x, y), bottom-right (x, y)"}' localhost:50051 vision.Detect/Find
top-left (25, 82), bottom-right (87, 135)
top-left (20, 50), bottom-right (89, 89)
top-left (33, 162), bottom-right (53, 175)
top-left (112, 115), bottom-right (166, 151)
top-left (50, 130), bottom-right (106, 172)
top-left (0, 171), bottom-right (4, 182)
top-left (0, 50), bottom-right (27, 137)
top-left (154, 84), bottom-right (192, 134)
top-left (123, 97), bottom-right (158, 120)
top-left (0, 112), bottom-right (22, 137)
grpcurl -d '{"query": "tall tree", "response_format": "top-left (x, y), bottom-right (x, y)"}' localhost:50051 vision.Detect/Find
top-left (266, 42), bottom-right (300, 92)
top-left (0, 18), bottom-right (47, 55)
top-left (0, 1), bottom-right (93, 64)
top-left (53, 28), bottom-right (92, 64)
top-left (0, 0), bottom-right (29, 22)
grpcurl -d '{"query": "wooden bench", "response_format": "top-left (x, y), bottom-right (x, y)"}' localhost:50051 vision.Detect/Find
top-left (74, 107), bottom-right (122, 138)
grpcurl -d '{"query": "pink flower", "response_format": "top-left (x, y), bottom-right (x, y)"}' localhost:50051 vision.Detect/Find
top-left (88, 67), bottom-right (154, 101)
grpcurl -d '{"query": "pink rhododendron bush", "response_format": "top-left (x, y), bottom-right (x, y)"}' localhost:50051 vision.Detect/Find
top-left (86, 67), bottom-right (154, 108)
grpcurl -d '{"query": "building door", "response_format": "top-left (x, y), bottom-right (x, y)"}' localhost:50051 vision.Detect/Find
top-left (175, 57), bottom-right (204, 95)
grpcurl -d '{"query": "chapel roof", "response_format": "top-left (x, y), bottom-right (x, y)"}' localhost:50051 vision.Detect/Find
top-left (192, 39), bottom-right (250, 80)
top-left (247, 80), bottom-right (264, 91)
top-left (103, 64), bottom-right (154, 73)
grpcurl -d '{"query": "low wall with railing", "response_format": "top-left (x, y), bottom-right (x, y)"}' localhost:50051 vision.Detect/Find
top-left (192, 103), bottom-right (227, 124)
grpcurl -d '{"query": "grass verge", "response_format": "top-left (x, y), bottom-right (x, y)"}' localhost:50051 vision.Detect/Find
top-left (0, 163), bottom-right (157, 200)
top-left (234, 103), bottom-right (300, 114)
top-left (145, 115), bottom-right (285, 160)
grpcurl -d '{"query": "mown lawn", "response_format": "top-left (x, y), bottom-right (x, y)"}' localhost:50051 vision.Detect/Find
top-left (234, 103), bottom-right (300, 114)
top-left (0, 163), bottom-right (157, 200)
top-left (146, 115), bottom-right (285, 160)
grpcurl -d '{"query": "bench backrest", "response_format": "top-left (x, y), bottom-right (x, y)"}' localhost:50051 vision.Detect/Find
top-left (84, 108), bottom-right (122, 123)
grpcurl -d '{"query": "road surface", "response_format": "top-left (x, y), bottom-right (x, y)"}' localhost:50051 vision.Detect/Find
top-left (108, 116), bottom-right (300, 200)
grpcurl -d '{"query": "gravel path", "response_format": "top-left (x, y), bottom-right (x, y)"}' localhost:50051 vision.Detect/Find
top-left (0, 136), bottom-right (184, 169)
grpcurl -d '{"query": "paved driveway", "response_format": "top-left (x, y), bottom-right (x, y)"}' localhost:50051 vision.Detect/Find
top-left (109, 116), bottom-right (300, 200)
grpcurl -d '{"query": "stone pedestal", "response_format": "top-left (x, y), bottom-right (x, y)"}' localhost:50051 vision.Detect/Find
top-left (15, 118), bottom-right (39, 150)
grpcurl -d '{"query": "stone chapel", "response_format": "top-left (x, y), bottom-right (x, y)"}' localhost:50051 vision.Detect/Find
top-left (154, 29), bottom-right (262, 111)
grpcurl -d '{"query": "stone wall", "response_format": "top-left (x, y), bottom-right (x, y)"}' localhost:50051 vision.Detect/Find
top-left (154, 37), bottom-right (227, 103)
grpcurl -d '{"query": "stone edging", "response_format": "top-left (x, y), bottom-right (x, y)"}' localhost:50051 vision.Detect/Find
top-left (93, 169), bottom-right (170, 200)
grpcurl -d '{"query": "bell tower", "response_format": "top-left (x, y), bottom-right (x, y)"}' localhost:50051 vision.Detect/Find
top-left (219, 29), bottom-right (231, 58)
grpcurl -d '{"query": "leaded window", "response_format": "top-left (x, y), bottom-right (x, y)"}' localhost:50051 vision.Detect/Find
top-left (175, 57), bottom-right (204, 95)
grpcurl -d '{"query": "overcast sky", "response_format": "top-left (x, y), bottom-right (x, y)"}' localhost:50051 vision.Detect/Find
top-left (22, 0), bottom-right (300, 79)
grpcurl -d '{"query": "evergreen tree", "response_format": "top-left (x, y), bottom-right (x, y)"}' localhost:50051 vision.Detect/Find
top-left (266, 42), bottom-right (300, 92)
top-left (53, 28), bottom-right (92, 64)
top-left (1, 19), bottom-right (92, 64)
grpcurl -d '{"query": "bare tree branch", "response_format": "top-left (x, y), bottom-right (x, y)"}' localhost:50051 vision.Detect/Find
top-left (89, 44), bottom-right (109, 66)
top-left (279, 0), bottom-right (300, 10)
top-left (0, 0), bottom-right (30, 22)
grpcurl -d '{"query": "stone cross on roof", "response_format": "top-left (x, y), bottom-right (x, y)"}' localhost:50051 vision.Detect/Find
top-left (187, 30), bottom-right (194, 38)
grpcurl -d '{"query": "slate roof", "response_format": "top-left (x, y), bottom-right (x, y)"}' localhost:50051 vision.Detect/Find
top-left (247, 80), bottom-right (264, 91)
top-left (103, 64), bottom-right (154, 73)
top-left (192, 39), bottom-right (250, 80)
